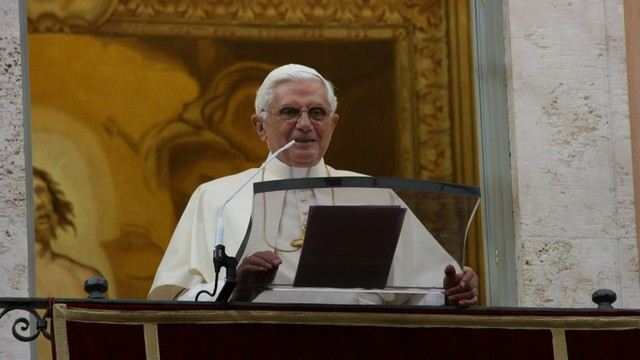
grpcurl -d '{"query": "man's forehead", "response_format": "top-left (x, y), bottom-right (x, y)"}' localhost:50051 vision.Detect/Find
top-left (272, 79), bottom-right (328, 102)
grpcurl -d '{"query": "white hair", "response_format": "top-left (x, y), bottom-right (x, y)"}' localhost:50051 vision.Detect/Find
top-left (254, 64), bottom-right (338, 117)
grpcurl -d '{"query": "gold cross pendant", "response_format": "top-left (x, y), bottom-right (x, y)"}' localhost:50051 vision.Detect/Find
top-left (289, 223), bottom-right (306, 248)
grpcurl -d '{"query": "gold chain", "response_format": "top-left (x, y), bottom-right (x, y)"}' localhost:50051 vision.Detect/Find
top-left (261, 165), bottom-right (334, 253)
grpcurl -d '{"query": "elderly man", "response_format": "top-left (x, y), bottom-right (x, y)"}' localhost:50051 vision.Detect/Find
top-left (148, 64), bottom-right (478, 306)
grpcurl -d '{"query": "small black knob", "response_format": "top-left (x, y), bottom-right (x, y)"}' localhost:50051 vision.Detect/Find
top-left (84, 277), bottom-right (109, 299)
top-left (592, 289), bottom-right (617, 309)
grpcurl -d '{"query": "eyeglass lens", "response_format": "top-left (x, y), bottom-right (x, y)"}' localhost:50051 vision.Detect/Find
top-left (278, 107), bottom-right (329, 121)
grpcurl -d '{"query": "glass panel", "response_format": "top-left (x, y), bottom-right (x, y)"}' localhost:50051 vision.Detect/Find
top-left (234, 177), bottom-right (480, 305)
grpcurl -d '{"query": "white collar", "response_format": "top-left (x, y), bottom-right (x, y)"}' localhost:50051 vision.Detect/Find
top-left (264, 156), bottom-right (327, 179)
top-left (272, 157), bottom-right (311, 178)
top-left (291, 166), bottom-right (310, 178)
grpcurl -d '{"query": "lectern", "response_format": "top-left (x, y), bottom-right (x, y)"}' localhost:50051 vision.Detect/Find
top-left (221, 176), bottom-right (480, 304)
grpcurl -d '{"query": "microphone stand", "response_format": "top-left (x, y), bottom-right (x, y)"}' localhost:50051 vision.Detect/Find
top-left (213, 244), bottom-right (238, 303)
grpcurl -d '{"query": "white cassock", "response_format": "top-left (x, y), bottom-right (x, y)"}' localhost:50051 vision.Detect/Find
top-left (148, 157), bottom-right (460, 305)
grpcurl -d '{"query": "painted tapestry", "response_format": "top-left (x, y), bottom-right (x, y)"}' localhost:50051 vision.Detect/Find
top-left (27, 0), bottom-right (480, 301)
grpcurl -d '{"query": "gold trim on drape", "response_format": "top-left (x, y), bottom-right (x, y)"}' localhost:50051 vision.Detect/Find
top-left (143, 323), bottom-right (160, 360)
top-left (53, 304), bottom-right (640, 330)
top-left (551, 328), bottom-right (569, 360)
top-left (52, 305), bottom-right (70, 360)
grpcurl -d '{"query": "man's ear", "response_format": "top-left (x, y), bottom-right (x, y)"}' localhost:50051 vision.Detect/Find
top-left (251, 114), bottom-right (267, 141)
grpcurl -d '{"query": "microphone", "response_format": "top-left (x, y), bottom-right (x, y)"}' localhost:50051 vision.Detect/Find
top-left (215, 139), bottom-right (296, 248)
top-left (196, 140), bottom-right (296, 302)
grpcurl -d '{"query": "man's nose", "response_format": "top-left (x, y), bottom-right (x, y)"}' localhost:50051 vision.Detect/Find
top-left (295, 111), bottom-right (313, 129)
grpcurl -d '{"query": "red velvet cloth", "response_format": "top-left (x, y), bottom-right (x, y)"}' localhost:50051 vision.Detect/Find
top-left (156, 323), bottom-right (554, 359)
top-left (65, 322), bottom-right (146, 360)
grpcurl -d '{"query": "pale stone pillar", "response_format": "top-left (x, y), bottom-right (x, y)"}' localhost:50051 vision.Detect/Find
top-left (624, 0), bottom-right (640, 285)
top-left (504, 0), bottom-right (639, 307)
top-left (0, 0), bottom-right (30, 358)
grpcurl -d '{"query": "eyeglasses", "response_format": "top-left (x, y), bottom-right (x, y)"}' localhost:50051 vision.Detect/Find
top-left (264, 106), bottom-right (332, 122)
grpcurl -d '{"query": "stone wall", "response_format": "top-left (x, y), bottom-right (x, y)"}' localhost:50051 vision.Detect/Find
top-left (0, 0), bottom-right (30, 357)
top-left (505, 0), bottom-right (639, 307)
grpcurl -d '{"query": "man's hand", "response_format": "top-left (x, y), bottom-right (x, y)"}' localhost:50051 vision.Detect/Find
top-left (443, 264), bottom-right (478, 307)
top-left (231, 251), bottom-right (282, 301)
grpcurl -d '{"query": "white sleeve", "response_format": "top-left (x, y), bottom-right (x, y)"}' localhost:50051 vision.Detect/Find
top-left (176, 281), bottom-right (225, 301)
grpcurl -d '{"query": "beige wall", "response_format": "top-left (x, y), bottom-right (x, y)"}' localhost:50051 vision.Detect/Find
top-left (505, 0), bottom-right (638, 307)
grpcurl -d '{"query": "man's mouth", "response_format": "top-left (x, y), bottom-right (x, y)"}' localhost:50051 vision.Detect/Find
top-left (294, 139), bottom-right (315, 143)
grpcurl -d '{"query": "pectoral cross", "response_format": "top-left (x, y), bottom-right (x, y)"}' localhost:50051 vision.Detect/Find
top-left (290, 222), bottom-right (306, 248)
